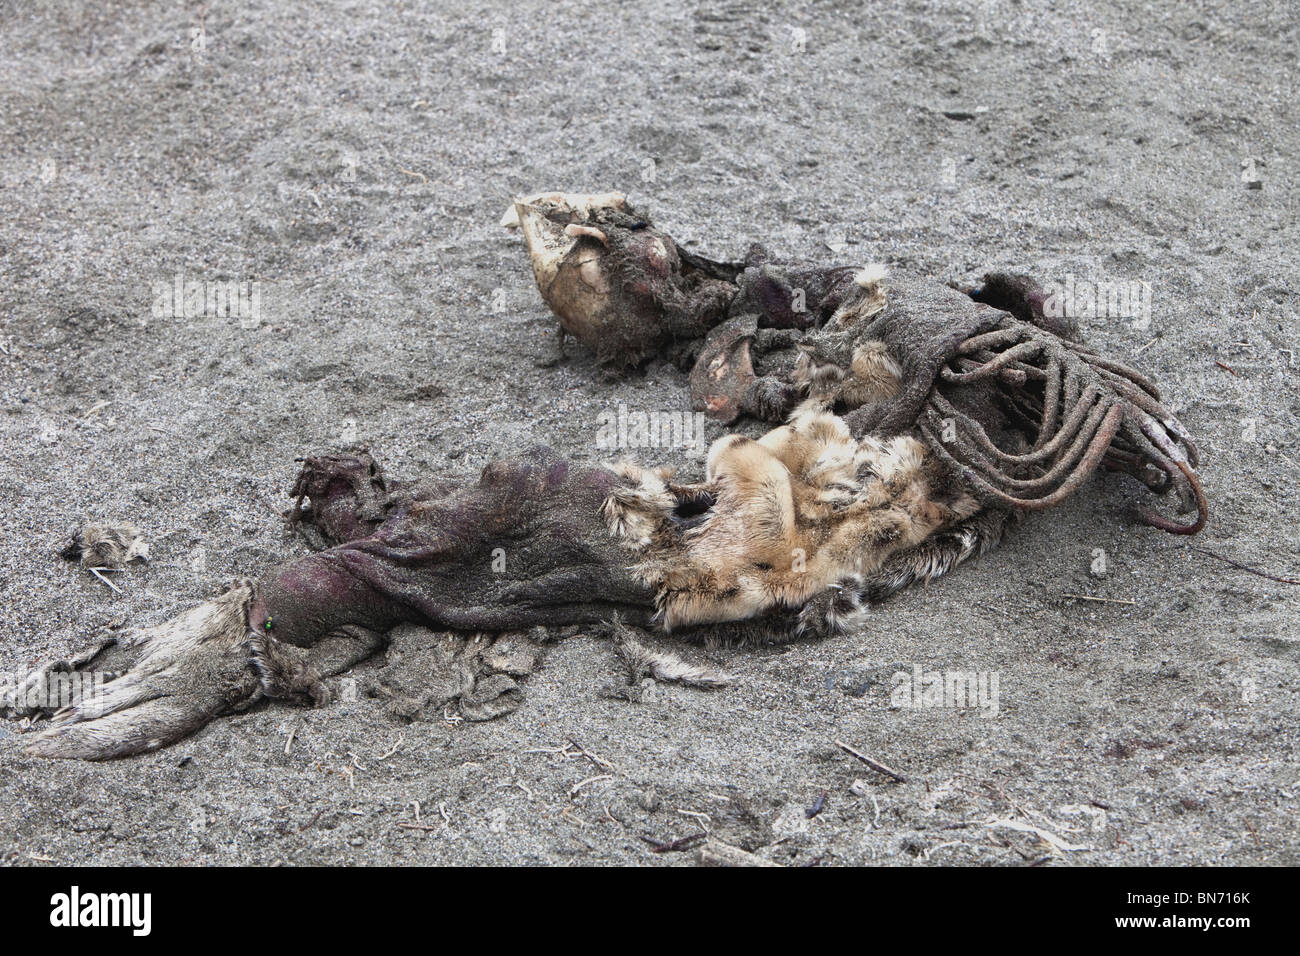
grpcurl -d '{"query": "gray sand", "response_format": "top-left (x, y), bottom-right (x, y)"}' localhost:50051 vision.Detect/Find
top-left (0, 0), bottom-right (1296, 865)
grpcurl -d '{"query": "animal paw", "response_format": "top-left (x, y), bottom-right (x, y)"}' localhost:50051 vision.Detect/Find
top-left (793, 578), bottom-right (867, 641)
top-left (289, 452), bottom-right (398, 545)
top-left (743, 376), bottom-right (800, 422)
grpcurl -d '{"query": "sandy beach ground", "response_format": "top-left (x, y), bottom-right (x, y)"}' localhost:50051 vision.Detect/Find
top-left (0, 0), bottom-right (1296, 865)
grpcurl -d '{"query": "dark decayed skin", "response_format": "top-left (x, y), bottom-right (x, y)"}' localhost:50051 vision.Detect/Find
top-left (258, 448), bottom-right (867, 654)
top-left (254, 450), bottom-right (656, 647)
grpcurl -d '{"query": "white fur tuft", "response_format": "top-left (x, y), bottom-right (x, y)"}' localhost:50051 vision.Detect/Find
top-left (854, 263), bottom-right (889, 288)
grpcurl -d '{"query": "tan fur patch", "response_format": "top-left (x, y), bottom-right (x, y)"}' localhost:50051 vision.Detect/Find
top-left (842, 341), bottom-right (903, 406)
top-left (603, 411), bottom-right (979, 631)
top-left (791, 340), bottom-right (902, 411)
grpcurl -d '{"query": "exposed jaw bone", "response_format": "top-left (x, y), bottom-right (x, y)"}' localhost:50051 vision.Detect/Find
top-left (503, 191), bottom-right (735, 368)
top-left (503, 193), bottom-right (626, 342)
top-left (499, 191), bottom-right (627, 230)
top-left (511, 200), bottom-right (616, 344)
